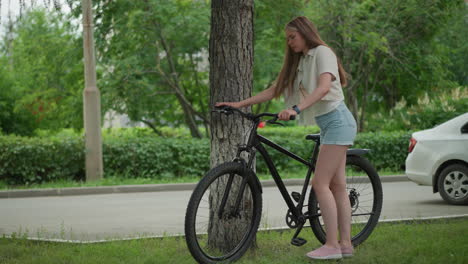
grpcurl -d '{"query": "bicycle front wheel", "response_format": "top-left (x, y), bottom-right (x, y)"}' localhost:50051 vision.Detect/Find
top-left (185, 162), bottom-right (262, 264)
top-left (308, 155), bottom-right (383, 246)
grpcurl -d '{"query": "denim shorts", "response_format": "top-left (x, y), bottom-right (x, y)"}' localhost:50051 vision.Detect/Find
top-left (314, 101), bottom-right (357, 145)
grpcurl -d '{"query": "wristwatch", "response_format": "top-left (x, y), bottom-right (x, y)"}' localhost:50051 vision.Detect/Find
top-left (292, 105), bottom-right (301, 115)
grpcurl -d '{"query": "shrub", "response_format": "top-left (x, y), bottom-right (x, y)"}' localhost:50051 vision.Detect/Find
top-left (366, 87), bottom-right (467, 132)
top-left (0, 135), bottom-right (84, 185)
top-left (255, 130), bottom-right (411, 173)
top-left (354, 131), bottom-right (412, 171)
top-left (102, 137), bottom-right (210, 179)
top-left (0, 128), bottom-right (411, 185)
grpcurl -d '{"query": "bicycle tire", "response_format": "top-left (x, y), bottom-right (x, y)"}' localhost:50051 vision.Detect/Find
top-left (185, 162), bottom-right (262, 264)
top-left (308, 155), bottom-right (383, 246)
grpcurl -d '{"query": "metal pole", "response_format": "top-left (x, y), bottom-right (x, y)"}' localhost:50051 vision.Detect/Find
top-left (82, 0), bottom-right (103, 181)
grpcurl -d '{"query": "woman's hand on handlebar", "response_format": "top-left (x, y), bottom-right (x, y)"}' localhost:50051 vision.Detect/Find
top-left (215, 102), bottom-right (243, 109)
top-left (278, 109), bottom-right (297, 121)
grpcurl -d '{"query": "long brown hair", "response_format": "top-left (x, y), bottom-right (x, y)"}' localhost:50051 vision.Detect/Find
top-left (274, 16), bottom-right (348, 98)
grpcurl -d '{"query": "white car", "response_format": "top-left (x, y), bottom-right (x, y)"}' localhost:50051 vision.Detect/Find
top-left (405, 113), bottom-right (468, 205)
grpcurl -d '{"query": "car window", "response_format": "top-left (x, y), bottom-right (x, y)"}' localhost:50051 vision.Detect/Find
top-left (433, 113), bottom-right (468, 131)
top-left (462, 122), bottom-right (468, 134)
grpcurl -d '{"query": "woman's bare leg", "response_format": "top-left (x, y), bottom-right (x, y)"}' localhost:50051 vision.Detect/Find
top-left (330, 151), bottom-right (352, 248)
top-left (311, 144), bottom-right (349, 248)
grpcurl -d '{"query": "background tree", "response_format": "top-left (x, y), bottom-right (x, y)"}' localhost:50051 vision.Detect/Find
top-left (0, 9), bottom-right (83, 136)
top-left (305, 0), bottom-right (464, 131)
top-left (432, 2), bottom-right (468, 86)
top-left (71, 0), bottom-right (210, 137)
top-left (209, 0), bottom-right (254, 251)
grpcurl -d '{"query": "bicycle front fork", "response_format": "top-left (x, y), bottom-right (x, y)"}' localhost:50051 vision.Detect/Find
top-left (217, 172), bottom-right (250, 219)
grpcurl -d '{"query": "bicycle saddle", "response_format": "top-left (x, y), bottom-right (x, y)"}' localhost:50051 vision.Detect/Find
top-left (305, 134), bottom-right (320, 141)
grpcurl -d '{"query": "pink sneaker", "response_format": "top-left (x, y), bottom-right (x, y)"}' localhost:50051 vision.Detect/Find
top-left (306, 245), bottom-right (342, 260)
top-left (341, 246), bottom-right (354, 257)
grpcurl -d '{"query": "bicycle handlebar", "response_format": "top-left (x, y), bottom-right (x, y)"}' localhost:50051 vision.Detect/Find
top-left (212, 106), bottom-right (296, 125)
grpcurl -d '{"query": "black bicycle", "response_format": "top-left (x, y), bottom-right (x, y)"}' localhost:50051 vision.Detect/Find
top-left (185, 106), bottom-right (383, 264)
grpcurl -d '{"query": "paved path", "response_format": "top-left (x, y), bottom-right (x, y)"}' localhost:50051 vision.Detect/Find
top-left (1, 181), bottom-right (467, 242)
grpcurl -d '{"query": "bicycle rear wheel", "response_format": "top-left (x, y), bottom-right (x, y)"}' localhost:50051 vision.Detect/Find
top-left (308, 155), bottom-right (383, 246)
top-left (185, 162), bottom-right (262, 264)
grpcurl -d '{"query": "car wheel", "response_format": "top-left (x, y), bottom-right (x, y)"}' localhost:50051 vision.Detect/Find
top-left (437, 164), bottom-right (468, 205)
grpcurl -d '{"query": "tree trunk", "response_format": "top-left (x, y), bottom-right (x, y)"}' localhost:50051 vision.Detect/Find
top-left (209, 0), bottom-right (254, 252)
top-left (358, 78), bottom-right (368, 132)
top-left (342, 44), bottom-right (360, 131)
top-left (344, 81), bottom-right (360, 130)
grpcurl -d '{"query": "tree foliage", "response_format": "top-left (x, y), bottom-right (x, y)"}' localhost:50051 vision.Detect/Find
top-left (71, 0), bottom-right (211, 137)
top-left (305, 0), bottom-right (466, 130)
top-left (432, 3), bottom-right (468, 86)
top-left (0, 1), bottom-right (465, 136)
top-left (0, 9), bottom-right (83, 136)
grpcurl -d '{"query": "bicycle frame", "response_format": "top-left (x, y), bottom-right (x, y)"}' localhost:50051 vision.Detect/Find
top-left (256, 136), bottom-right (318, 218)
top-left (236, 121), bottom-right (321, 227)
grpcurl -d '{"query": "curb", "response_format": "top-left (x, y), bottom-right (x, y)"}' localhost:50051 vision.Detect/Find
top-left (0, 175), bottom-right (408, 199)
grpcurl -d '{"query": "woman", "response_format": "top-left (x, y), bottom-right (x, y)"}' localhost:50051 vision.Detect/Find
top-left (216, 16), bottom-right (357, 260)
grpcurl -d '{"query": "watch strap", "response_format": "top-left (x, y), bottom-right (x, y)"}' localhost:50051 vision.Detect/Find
top-left (292, 105), bottom-right (301, 115)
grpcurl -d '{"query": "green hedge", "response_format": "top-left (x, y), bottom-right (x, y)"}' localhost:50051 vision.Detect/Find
top-left (353, 131), bottom-right (412, 170)
top-left (103, 137), bottom-right (210, 179)
top-left (256, 130), bottom-right (411, 173)
top-left (0, 129), bottom-right (412, 185)
top-left (0, 135), bottom-right (85, 185)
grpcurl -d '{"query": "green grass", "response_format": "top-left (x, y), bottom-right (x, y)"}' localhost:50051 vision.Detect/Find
top-left (1, 218), bottom-right (467, 264)
top-left (0, 169), bottom-right (404, 190)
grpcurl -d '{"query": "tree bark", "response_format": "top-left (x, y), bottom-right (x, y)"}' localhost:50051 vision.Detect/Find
top-left (209, 0), bottom-right (255, 252)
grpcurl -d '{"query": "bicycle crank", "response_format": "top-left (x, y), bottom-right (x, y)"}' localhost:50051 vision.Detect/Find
top-left (285, 209), bottom-right (298, 228)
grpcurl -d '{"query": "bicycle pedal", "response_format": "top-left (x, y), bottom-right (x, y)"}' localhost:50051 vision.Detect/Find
top-left (291, 237), bottom-right (307, 247)
top-left (291, 192), bottom-right (301, 203)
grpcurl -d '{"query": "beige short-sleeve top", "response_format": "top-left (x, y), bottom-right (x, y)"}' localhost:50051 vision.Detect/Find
top-left (284, 45), bottom-right (345, 126)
